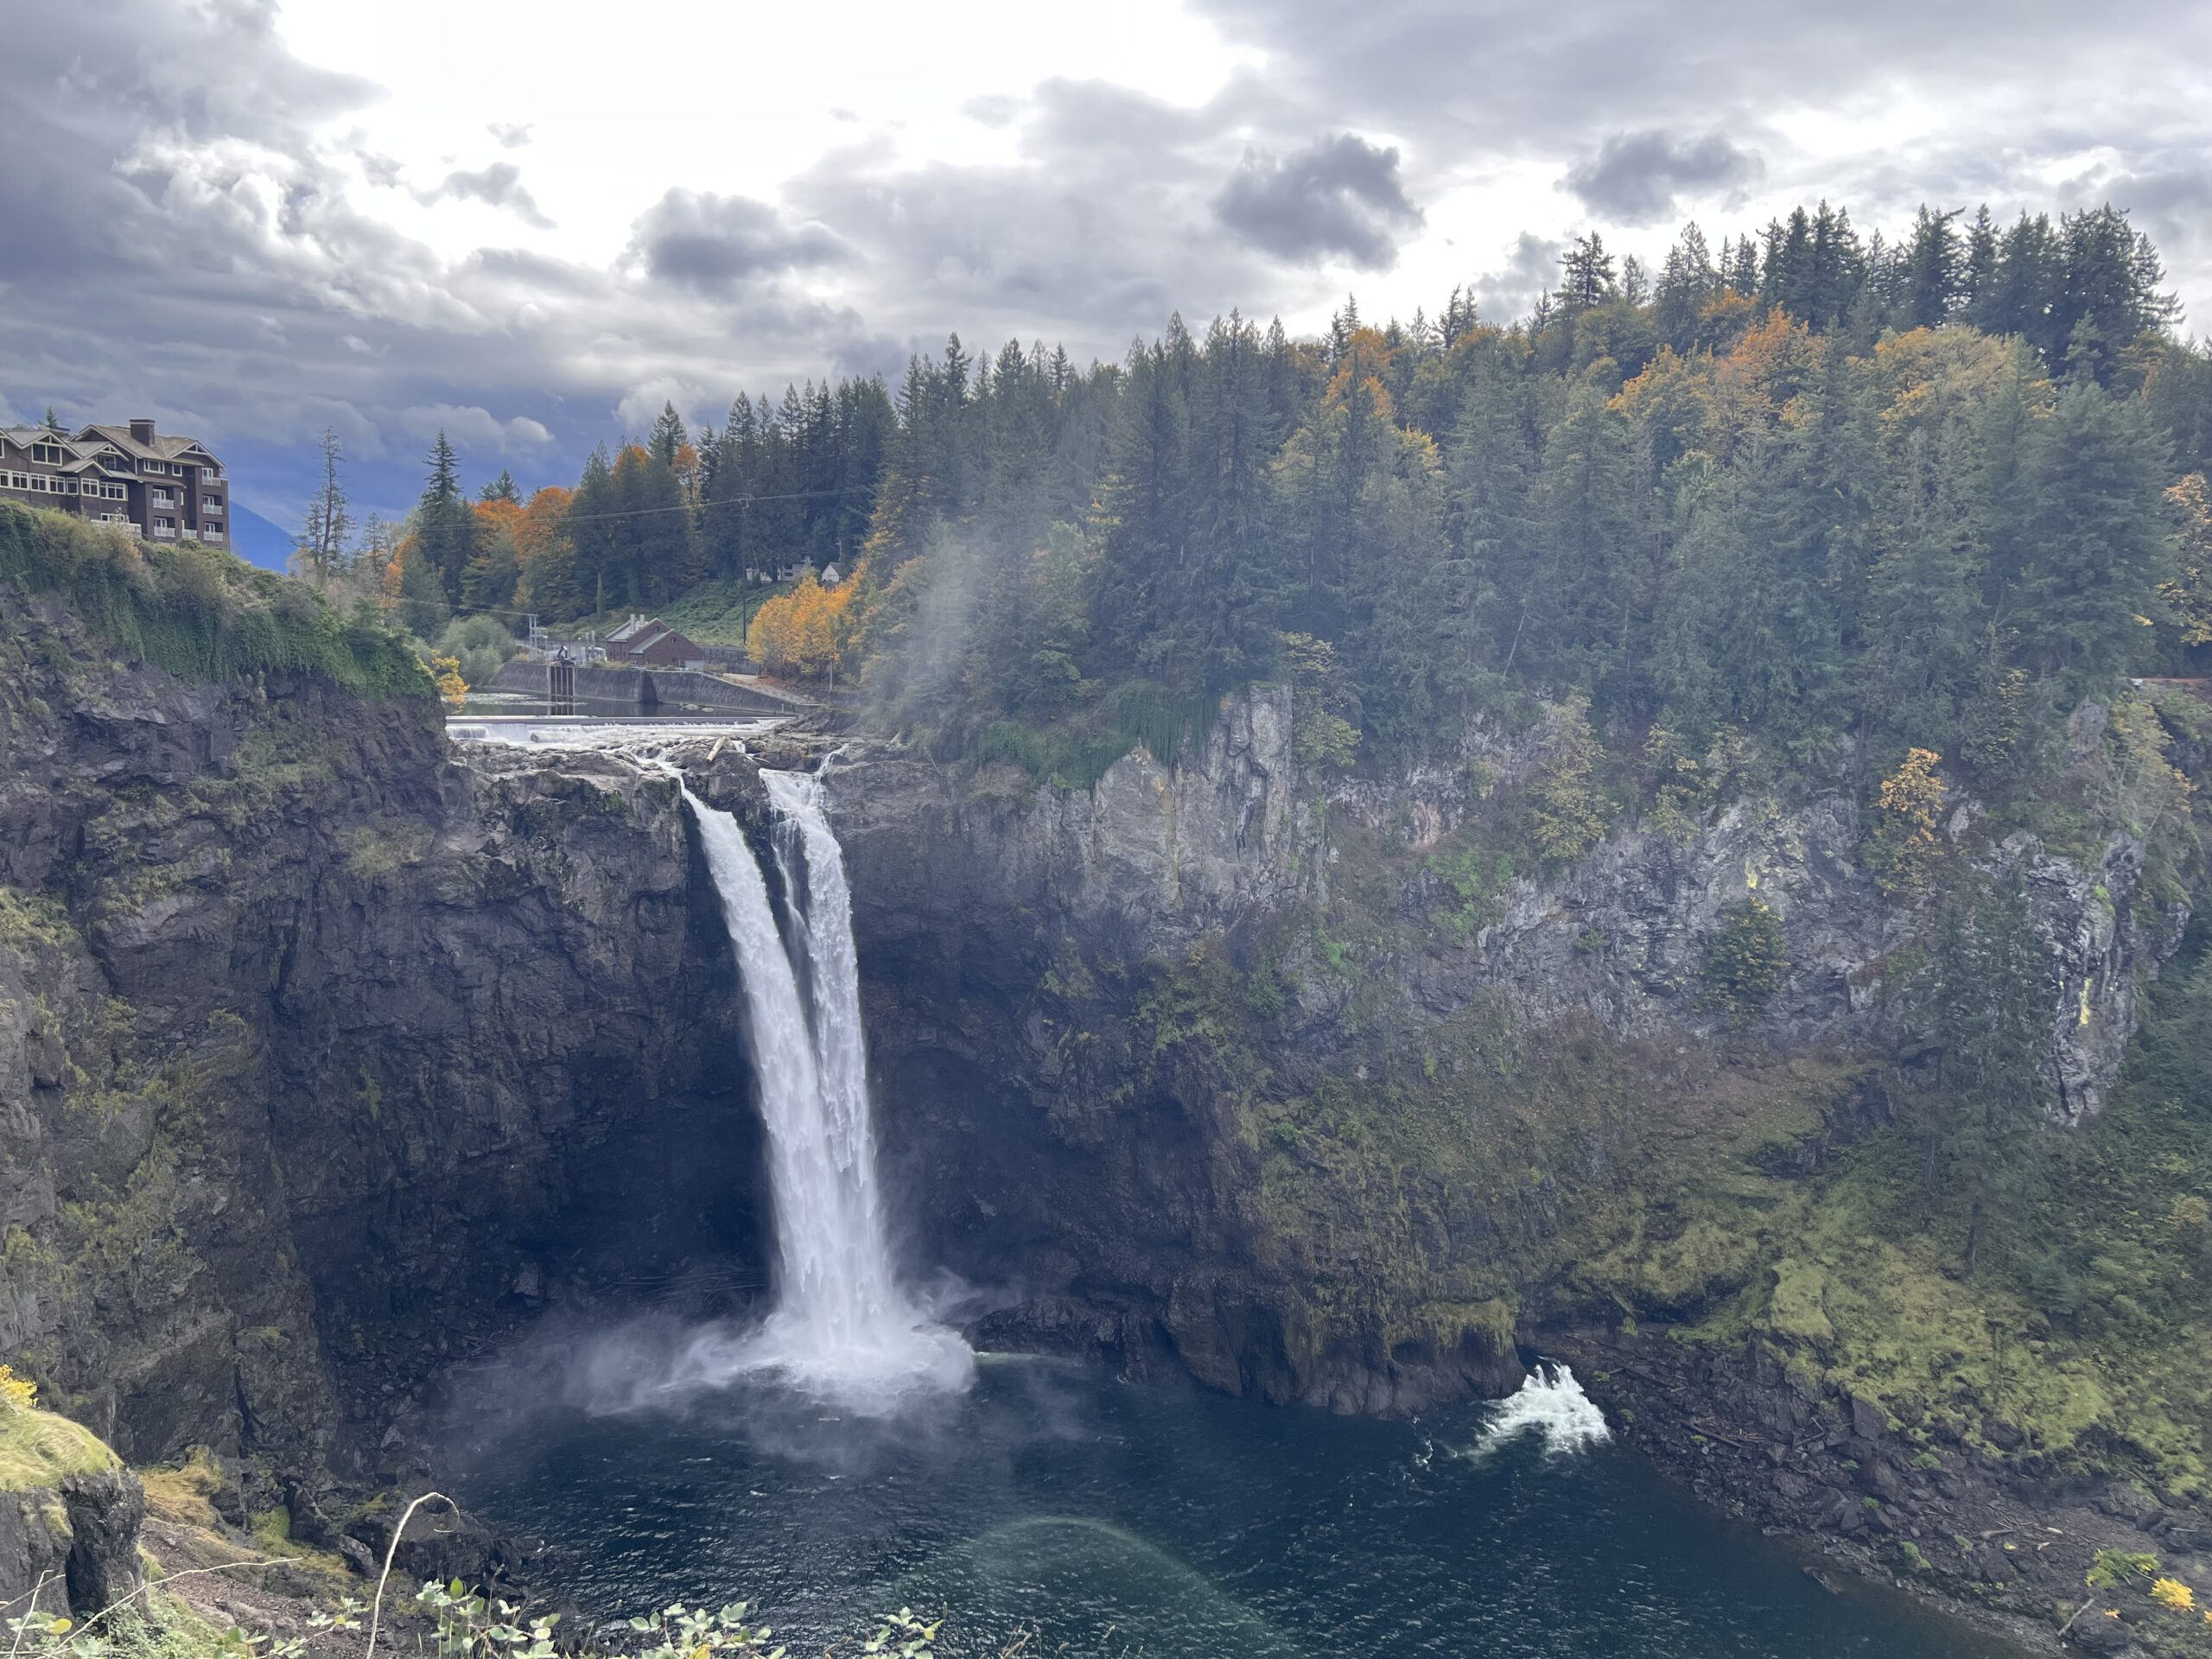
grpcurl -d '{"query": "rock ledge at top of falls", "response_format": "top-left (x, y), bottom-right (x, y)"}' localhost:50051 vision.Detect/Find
top-left (826, 685), bottom-right (1323, 950)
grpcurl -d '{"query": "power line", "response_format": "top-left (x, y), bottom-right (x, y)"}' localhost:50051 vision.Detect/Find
top-left (543, 481), bottom-right (876, 528)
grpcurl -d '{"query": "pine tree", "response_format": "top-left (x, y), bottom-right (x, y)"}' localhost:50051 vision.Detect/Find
top-left (294, 428), bottom-right (352, 585)
top-left (1655, 223), bottom-right (1718, 348)
top-left (1902, 205), bottom-right (1965, 328)
top-left (1915, 872), bottom-right (2052, 1272)
top-left (648, 402), bottom-right (690, 468)
top-left (480, 469), bottom-right (522, 504)
top-left (411, 431), bottom-right (478, 605)
top-left (1555, 234), bottom-right (1618, 316)
top-left (1533, 378), bottom-right (1634, 697)
top-left (2015, 374), bottom-right (2174, 683)
top-left (1861, 422), bottom-right (1983, 745)
top-left (1182, 312), bottom-right (1282, 688)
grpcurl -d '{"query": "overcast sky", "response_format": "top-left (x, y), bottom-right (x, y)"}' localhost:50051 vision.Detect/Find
top-left (3, 0), bottom-right (2208, 527)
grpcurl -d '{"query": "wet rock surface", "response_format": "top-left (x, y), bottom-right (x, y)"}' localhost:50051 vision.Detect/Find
top-left (1546, 1325), bottom-right (2205, 1656)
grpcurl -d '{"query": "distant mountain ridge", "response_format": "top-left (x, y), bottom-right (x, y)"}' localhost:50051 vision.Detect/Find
top-left (227, 501), bottom-right (293, 572)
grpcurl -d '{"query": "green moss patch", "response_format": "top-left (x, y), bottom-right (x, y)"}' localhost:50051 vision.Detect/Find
top-left (0, 1400), bottom-right (120, 1490)
top-left (0, 501), bottom-right (429, 696)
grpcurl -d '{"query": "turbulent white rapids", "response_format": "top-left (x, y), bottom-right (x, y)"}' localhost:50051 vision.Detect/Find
top-left (1458, 1362), bottom-right (1611, 1460)
top-left (675, 768), bottom-right (973, 1412)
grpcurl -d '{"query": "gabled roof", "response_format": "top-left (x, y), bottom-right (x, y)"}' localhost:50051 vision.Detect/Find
top-left (75, 423), bottom-right (223, 467)
top-left (1, 425), bottom-right (80, 453)
top-left (615, 620), bottom-right (703, 658)
top-left (606, 613), bottom-right (655, 644)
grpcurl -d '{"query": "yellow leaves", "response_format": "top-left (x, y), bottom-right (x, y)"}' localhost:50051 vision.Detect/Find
top-left (1872, 747), bottom-right (1946, 898)
top-left (1867, 327), bottom-right (2023, 448)
top-left (747, 569), bottom-right (858, 682)
top-left (1529, 696), bottom-right (1615, 863)
top-left (2158, 473), bottom-right (2212, 645)
top-left (2152, 1576), bottom-right (2196, 1612)
top-left (429, 652), bottom-right (468, 710)
top-left (0, 1363), bottom-right (35, 1409)
top-left (2101, 691), bottom-right (2195, 846)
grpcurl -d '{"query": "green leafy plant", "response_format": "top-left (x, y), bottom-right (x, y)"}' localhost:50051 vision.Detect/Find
top-left (1700, 897), bottom-right (1788, 1019)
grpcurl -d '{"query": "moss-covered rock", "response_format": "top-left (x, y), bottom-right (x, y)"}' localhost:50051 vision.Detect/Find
top-left (0, 1401), bottom-right (143, 1618)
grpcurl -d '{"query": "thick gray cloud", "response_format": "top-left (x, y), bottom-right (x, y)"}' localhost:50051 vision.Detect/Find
top-left (423, 162), bottom-right (556, 229)
top-left (4, 0), bottom-right (2212, 528)
top-left (1471, 232), bottom-right (1564, 318)
top-left (1214, 134), bottom-right (1424, 267)
top-left (788, 81), bottom-right (1275, 349)
top-left (1560, 130), bottom-right (1764, 225)
top-left (626, 189), bottom-right (849, 294)
top-left (0, 3), bottom-right (887, 518)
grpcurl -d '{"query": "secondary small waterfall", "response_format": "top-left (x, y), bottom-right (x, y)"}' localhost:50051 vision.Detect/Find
top-left (676, 768), bottom-right (973, 1412)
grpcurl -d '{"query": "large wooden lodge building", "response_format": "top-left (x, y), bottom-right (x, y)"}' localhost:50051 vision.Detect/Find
top-left (0, 418), bottom-right (227, 546)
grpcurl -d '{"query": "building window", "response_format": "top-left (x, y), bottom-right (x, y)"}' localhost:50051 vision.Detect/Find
top-left (201, 497), bottom-right (223, 513)
top-left (31, 442), bottom-right (66, 465)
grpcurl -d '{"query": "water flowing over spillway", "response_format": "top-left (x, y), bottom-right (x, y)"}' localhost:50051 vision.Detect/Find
top-left (675, 769), bottom-right (973, 1412)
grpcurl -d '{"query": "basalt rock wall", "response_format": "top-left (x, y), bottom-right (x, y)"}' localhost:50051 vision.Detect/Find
top-left (0, 593), bottom-right (772, 1489)
top-left (825, 688), bottom-right (2183, 1412)
top-left (0, 579), bottom-right (2188, 1478)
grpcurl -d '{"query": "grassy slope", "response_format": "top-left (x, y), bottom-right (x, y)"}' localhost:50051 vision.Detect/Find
top-left (0, 503), bottom-right (429, 696)
top-left (0, 1399), bottom-right (118, 1490)
top-left (568, 576), bottom-right (796, 649)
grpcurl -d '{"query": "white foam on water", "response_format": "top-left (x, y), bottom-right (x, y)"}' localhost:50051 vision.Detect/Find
top-left (1457, 1362), bottom-right (1611, 1460)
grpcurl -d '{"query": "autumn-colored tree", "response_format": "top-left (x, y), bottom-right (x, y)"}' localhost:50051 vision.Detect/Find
top-left (510, 486), bottom-right (576, 613)
top-left (430, 652), bottom-right (468, 709)
top-left (2096, 691), bottom-right (2194, 849)
top-left (747, 570), bottom-right (858, 682)
top-left (1528, 695), bottom-right (1615, 862)
top-left (1872, 747), bottom-right (1947, 896)
top-left (2158, 473), bottom-right (2212, 645)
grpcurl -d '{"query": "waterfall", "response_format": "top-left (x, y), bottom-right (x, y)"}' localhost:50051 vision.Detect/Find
top-left (675, 770), bottom-right (973, 1412)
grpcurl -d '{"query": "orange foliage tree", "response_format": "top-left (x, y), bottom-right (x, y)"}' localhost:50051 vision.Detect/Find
top-left (747, 570), bottom-right (859, 682)
top-left (510, 486), bottom-right (575, 612)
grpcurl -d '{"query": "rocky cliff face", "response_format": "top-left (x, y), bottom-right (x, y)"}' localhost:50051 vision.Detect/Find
top-left (827, 687), bottom-right (2183, 1410)
top-left (0, 582), bottom-right (2189, 1495)
top-left (0, 1401), bottom-right (144, 1618)
top-left (0, 592), bottom-right (770, 1500)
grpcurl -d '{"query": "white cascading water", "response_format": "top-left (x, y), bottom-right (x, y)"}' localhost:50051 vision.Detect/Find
top-left (673, 770), bottom-right (973, 1412)
top-left (1458, 1361), bottom-right (1611, 1460)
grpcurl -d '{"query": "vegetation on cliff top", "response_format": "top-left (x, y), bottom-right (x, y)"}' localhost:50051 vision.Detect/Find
top-left (0, 1376), bottom-right (118, 1490)
top-left (0, 502), bottom-right (430, 697)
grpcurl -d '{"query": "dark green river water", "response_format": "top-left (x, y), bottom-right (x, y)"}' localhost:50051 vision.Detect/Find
top-left (445, 1354), bottom-right (2025, 1659)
